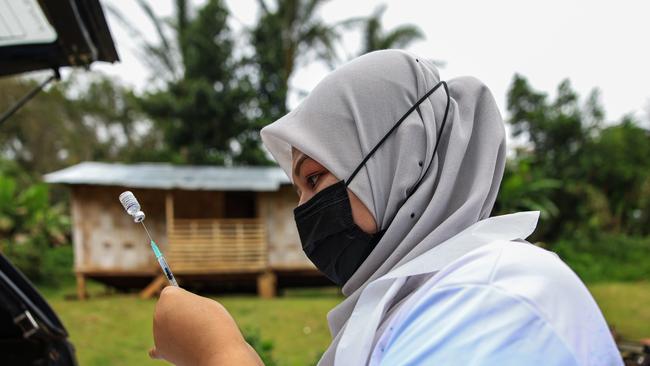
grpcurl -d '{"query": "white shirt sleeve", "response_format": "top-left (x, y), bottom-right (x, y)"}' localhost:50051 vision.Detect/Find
top-left (374, 284), bottom-right (581, 366)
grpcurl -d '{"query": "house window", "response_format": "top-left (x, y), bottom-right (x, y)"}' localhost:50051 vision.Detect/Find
top-left (224, 191), bottom-right (256, 218)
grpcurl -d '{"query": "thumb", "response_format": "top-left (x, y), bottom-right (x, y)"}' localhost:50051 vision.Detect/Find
top-left (149, 347), bottom-right (163, 360)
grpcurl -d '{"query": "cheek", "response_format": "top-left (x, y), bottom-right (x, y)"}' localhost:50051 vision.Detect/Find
top-left (347, 191), bottom-right (377, 234)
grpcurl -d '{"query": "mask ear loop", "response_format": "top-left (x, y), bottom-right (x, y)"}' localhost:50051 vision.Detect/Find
top-left (345, 81), bottom-right (449, 188)
top-left (405, 81), bottom-right (450, 198)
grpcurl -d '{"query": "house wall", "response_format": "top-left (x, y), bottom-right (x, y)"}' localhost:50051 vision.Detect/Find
top-left (71, 184), bottom-right (313, 274)
top-left (171, 190), bottom-right (224, 219)
top-left (258, 185), bottom-right (314, 270)
top-left (71, 185), bottom-right (168, 273)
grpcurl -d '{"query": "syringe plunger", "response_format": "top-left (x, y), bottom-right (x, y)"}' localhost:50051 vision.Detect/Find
top-left (119, 191), bottom-right (146, 222)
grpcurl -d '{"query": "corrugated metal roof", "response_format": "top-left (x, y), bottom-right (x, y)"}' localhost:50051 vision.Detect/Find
top-left (44, 162), bottom-right (291, 191)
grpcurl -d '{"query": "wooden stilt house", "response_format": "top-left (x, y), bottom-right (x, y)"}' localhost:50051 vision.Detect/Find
top-left (44, 162), bottom-right (321, 298)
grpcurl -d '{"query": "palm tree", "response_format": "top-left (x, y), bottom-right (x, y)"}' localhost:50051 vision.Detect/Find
top-left (251, 0), bottom-right (341, 121)
top-left (344, 4), bottom-right (425, 56)
top-left (495, 157), bottom-right (561, 220)
top-left (105, 0), bottom-right (188, 82)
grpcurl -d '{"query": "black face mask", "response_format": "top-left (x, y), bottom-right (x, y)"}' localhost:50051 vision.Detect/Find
top-left (293, 80), bottom-right (450, 286)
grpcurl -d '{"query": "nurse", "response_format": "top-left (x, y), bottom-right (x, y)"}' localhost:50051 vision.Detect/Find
top-left (149, 50), bottom-right (622, 365)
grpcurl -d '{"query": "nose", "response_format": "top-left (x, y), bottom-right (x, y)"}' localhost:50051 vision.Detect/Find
top-left (297, 191), bottom-right (315, 207)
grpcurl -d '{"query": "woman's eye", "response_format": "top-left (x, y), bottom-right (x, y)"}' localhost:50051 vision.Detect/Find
top-left (307, 174), bottom-right (320, 187)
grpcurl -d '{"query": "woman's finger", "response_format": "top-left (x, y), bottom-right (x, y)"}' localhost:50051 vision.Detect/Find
top-left (149, 347), bottom-right (162, 359)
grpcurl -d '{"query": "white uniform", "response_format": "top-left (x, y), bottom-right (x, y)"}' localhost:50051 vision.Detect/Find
top-left (334, 212), bottom-right (622, 365)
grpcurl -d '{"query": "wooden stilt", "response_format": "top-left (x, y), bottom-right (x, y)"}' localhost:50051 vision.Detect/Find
top-left (140, 275), bottom-right (167, 299)
top-left (76, 273), bottom-right (87, 300)
top-left (257, 270), bottom-right (276, 299)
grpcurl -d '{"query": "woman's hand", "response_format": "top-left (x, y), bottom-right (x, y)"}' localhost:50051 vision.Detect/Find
top-left (149, 286), bottom-right (263, 366)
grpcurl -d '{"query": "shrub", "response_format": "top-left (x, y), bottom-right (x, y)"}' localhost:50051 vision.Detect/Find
top-left (553, 232), bottom-right (650, 282)
top-left (1, 239), bottom-right (74, 287)
top-left (243, 328), bottom-right (277, 366)
top-left (0, 166), bottom-right (72, 287)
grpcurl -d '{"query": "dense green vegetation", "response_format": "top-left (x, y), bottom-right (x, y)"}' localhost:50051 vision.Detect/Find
top-left (495, 76), bottom-right (650, 281)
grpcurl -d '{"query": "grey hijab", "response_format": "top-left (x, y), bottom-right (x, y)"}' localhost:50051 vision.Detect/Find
top-left (260, 49), bottom-right (506, 364)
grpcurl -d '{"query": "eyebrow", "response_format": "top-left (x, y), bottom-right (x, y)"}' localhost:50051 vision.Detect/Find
top-left (292, 154), bottom-right (309, 196)
top-left (293, 154), bottom-right (309, 179)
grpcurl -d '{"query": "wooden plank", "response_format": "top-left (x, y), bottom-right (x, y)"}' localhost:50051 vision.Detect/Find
top-left (169, 233), bottom-right (265, 238)
top-left (167, 245), bottom-right (264, 252)
top-left (75, 268), bottom-right (158, 276)
top-left (140, 275), bottom-right (167, 299)
top-left (168, 236), bottom-right (265, 242)
top-left (170, 224), bottom-right (254, 229)
top-left (174, 218), bottom-right (261, 223)
top-left (170, 258), bottom-right (266, 264)
top-left (166, 192), bottom-right (174, 236)
top-left (269, 264), bottom-right (317, 271)
top-left (173, 267), bottom-right (265, 273)
top-left (173, 264), bottom-right (266, 271)
top-left (76, 273), bottom-right (87, 300)
top-left (167, 218), bottom-right (268, 273)
top-left (173, 267), bottom-right (263, 275)
top-left (257, 271), bottom-right (276, 298)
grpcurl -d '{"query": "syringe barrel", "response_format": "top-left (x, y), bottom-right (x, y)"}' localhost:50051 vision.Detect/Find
top-left (157, 256), bottom-right (178, 286)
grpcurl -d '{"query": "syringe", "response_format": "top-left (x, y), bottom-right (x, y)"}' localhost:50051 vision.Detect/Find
top-left (119, 191), bottom-right (178, 287)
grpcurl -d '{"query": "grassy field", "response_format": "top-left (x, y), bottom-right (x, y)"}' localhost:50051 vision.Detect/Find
top-left (588, 282), bottom-right (650, 340)
top-left (43, 284), bottom-right (340, 366)
top-left (42, 281), bottom-right (650, 366)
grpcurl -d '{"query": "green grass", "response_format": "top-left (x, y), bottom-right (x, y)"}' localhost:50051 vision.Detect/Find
top-left (44, 283), bottom-right (340, 366)
top-left (42, 282), bottom-right (650, 365)
top-left (588, 282), bottom-right (650, 340)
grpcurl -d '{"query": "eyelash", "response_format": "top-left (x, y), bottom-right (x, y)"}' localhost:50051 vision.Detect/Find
top-left (307, 173), bottom-right (321, 188)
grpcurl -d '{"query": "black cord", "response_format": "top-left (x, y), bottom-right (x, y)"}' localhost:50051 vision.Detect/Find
top-left (346, 81), bottom-right (448, 186)
top-left (0, 69), bottom-right (60, 126)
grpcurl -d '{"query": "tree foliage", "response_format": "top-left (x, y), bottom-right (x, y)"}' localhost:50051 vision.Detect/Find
top-left (250, 0), bottom-right (340, 125)
top-left (342, 4), bottom-right (424, 56)
top-left (131, 0), bottom-right (260, 165)
top-left (501, 74), bottom-right (650, 241)
top-left (0, 75), bottom-right (152, 176)
top-left (0, 159), bottom-right (72, 284)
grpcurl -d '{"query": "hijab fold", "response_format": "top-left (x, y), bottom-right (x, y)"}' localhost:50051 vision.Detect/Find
top-left (260, 49), bottom-right (507, 365)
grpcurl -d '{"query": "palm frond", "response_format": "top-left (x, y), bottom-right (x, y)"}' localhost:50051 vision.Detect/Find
top-left (336, 16), bottom-right (367, 30)
top-left (301, 0), bottom-right (326, 23)
top-left (379, 25), bottom-right (425, 50)
top-left (257, 0), bottom-right (271, 15)
top-left (135, 0), bottom-right (174, 58)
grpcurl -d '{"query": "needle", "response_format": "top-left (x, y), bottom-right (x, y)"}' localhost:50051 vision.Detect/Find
top-left (141, 221), bottom-right (154, 242)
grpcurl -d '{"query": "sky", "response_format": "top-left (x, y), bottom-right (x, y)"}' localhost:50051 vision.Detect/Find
top-left (92, 0), bottom-right (650, 126)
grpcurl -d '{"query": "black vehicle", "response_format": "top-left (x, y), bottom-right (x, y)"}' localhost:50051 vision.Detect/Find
top-left (0, 1), bottom-right (117, 364)
top-left (0, 254), bottom-right (77, 365)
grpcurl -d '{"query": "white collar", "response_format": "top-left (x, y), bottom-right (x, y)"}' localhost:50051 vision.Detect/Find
top-left (334, 211), bottom-right (540, 366)
top-left (384, 210), bottom-right (540, 281)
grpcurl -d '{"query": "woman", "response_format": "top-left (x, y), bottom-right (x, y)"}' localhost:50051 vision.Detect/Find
top-left (149, 50), bottom-right (621, 365)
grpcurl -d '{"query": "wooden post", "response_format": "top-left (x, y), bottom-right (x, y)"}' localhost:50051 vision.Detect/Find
top-left (165, 192), bottom-right (174, 236)
top-left (76, 273), bottom-right (87, 300)
top-left (257, 270), bottom-right (276, 298)
top-left (256, 191), bottom-right (270, 272)
top-left (216, 191), bottom-right (225, 218)
top-left (165, 191), bottom-right (175, 269)
top-left (140, 275), bottom-right (167, 299)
